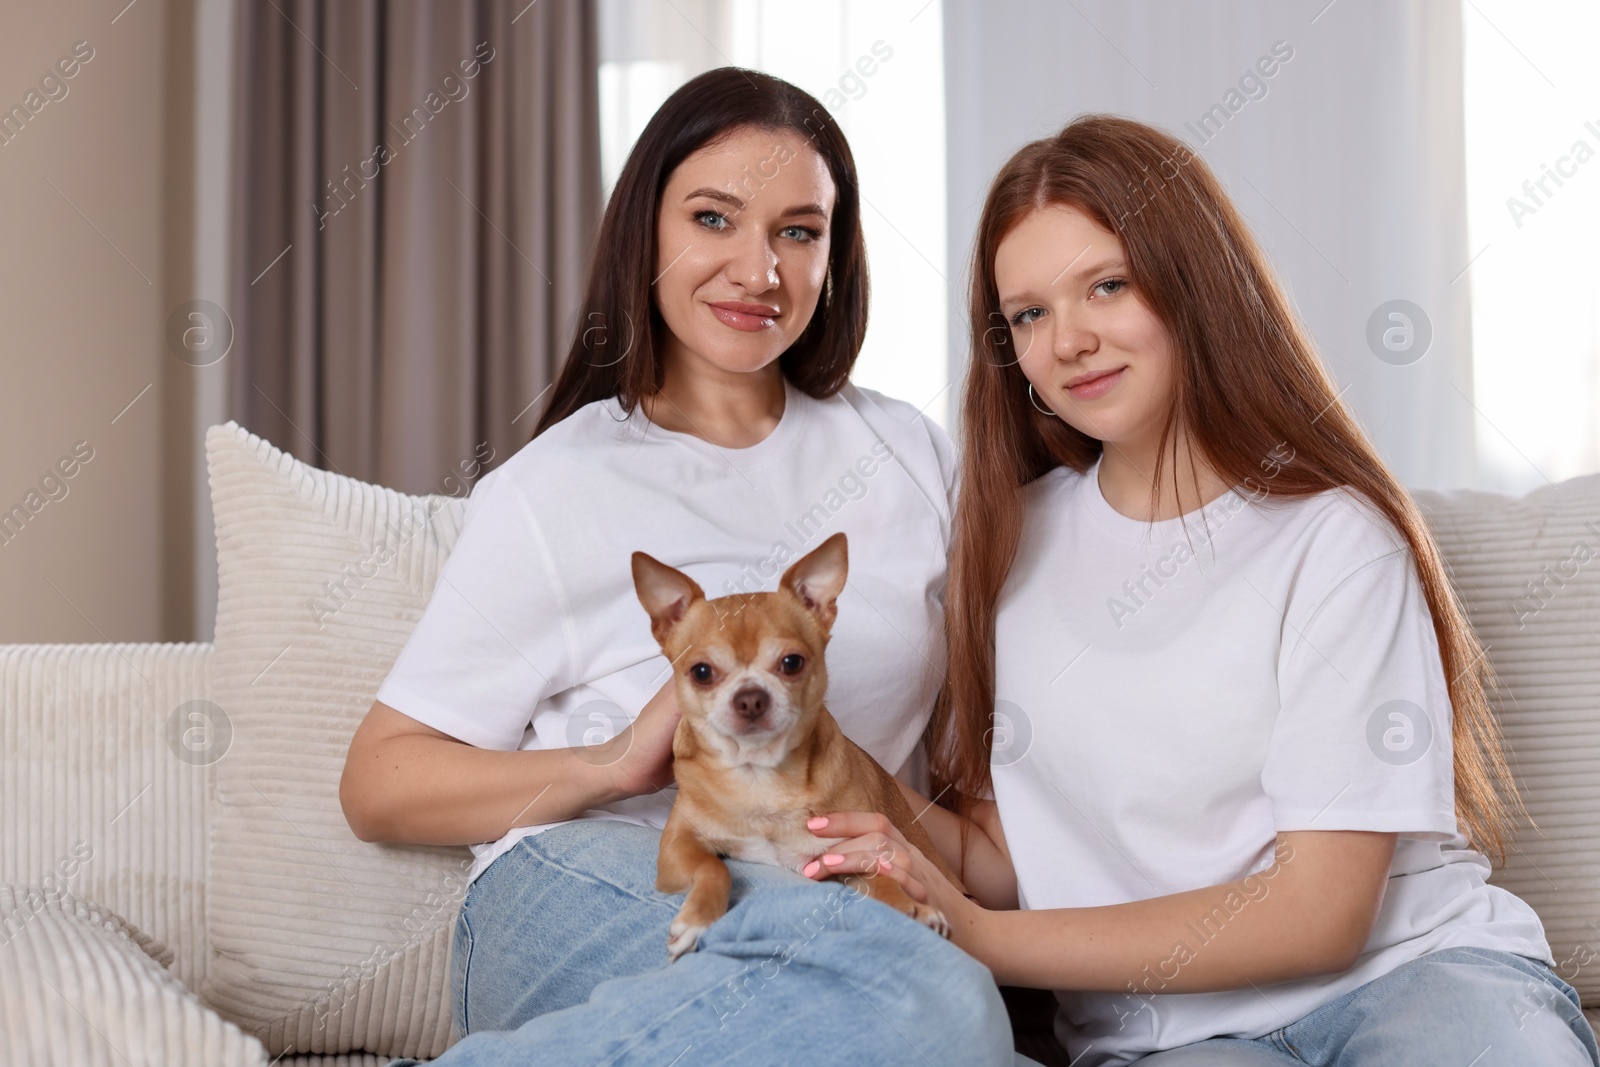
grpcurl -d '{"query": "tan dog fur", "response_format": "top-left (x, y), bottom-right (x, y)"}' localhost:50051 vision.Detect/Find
top-left (631, 532), bottom-right (961, 962)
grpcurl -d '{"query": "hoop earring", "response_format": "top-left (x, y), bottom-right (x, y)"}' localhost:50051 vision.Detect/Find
top-left (1027, 383), bottom-right (1058, 418)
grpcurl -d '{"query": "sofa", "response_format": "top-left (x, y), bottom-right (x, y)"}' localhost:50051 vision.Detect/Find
top-left (2, 421), bottom-right (1598, 1065)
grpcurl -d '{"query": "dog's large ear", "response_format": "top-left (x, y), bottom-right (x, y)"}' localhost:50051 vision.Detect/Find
top-left (632, 552), bottom-right (706, 645)
top-left (780, 532), bottom-right (848, 633)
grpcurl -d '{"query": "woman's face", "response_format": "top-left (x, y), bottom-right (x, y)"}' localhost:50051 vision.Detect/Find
top-left (994, 204), bottom-right (1176, 454)
top-left (653, 126), bottom-right (836, 377)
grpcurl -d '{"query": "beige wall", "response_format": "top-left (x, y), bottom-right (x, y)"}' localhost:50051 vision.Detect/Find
top-left (0, 0), bottom-right (196, 643)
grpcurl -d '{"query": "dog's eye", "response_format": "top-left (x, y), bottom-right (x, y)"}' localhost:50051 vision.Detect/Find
top-left (779, 654), bottom-right (805, 675)
top-left (689, 663), bottom-right (714, 685)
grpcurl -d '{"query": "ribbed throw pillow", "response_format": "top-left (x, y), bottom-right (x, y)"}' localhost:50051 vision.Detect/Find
top-left (1415, 474), bottom-right (1600, 1001)
top-left (199, 422), bottom-right (472, 1060)
top-left (0, 885), bottom-right (266, 1066)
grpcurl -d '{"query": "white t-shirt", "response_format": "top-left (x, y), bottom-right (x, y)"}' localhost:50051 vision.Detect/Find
top-left (991, 457), bottom-right (1551, 1067)
top-left (376, 376), bottom-right (956, 886)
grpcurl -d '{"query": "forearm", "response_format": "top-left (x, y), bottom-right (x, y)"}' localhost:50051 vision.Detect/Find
top-left (343, 735), bottom-right (625, 846)
top-left (966, 836), bottom-right (1383, 991)
top-left (895, 780), bottom-right (1018, 910)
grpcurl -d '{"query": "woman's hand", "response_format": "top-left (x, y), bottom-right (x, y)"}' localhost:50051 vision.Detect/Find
top-left (801, 810), bottom-right (986, 954)
top-left (600, 681), bottom-right (683, 800)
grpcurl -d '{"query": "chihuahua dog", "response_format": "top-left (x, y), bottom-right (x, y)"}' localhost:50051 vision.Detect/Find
top-left (631, 532), bottom-right (962, 961)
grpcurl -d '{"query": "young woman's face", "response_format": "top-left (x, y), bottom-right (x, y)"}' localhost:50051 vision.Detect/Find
top-left (653, 126), bottom-right (835, 377)
top-left (995, 204), bottom-right (1176, 452)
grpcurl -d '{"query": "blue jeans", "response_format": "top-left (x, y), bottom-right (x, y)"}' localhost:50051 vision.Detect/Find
top-left (387, 819), bottom-right (1031, 1066)
top-left (1132, 945), bottom-right (1599, 1065)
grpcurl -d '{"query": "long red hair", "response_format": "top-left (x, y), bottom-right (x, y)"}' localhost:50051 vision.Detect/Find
top-left (926, 114), bottom-right (1522, 871)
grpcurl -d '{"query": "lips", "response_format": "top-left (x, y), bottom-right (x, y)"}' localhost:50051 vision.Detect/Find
top-left (707, 301), bottom-right (780, 332)
top-left (1064, 366), bottom-right (1126, 400)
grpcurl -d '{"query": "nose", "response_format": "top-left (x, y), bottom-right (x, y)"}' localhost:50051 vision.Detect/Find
top-left (1051, 307), bottom-right (1095, 362)
top-left (728, 233), bottom-right (779, 294)
top-left (731, 686), bottom-right (770, 721)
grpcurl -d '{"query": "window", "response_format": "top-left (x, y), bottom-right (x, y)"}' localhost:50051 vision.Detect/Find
top-left (1462, 0), bottom-right (1600, 492)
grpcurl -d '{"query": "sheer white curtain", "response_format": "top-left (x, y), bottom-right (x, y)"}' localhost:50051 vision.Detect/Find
top-left (943, 0), bottom-right (1479, 490)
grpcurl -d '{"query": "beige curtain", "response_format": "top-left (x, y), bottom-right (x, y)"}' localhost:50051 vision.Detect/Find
top-left (228, 0), bottom-right (598, 494)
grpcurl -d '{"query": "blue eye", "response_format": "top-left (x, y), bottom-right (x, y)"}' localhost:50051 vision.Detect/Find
top-left (1008, 307), bottom-right (1044, 327)
top-left (779, 225), bottom-right (822, 243)
top-left (694, 210), bottom-right (730, 231)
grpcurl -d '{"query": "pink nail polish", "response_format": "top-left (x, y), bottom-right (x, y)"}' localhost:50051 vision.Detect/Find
top-left (807, 816), bottom-right (828, 829)
top-left (803, 860), bottom-right (820, 877)
top-left (823, 853), bottom-right (843, 865)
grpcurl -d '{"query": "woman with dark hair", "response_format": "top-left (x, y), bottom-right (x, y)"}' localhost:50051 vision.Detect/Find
top-left (341, 68), bottom-right (1023, 1066)
top-left (797, 115), bottom-right (1599, 1065)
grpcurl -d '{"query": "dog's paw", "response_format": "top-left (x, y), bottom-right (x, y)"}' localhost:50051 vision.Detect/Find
top-left (912, 903), bottom-right (951, 940)
top-left (666, 918), bottom-right (709, 962)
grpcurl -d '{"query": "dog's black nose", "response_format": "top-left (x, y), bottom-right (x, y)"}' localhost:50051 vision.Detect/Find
top-left (731, 686), bottom-right (769, 721)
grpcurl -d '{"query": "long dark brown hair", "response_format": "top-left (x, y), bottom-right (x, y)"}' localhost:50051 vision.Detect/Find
top-left (532, 67), bottom-right (868, 438)
top-left (927, 114), bottom-right (1522, 871)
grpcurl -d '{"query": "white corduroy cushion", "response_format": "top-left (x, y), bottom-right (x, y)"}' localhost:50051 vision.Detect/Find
top-left (1415, 474), bottom-right (1600, 1001)
top-left (0, 885), bottom-right (266, 1066)
top-left (199, 421), bottom-right (472, 1060)
top-left (0, 641), bottom-right (212, 993)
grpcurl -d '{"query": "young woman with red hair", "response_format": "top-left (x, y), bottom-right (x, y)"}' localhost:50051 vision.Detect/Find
top-left (806, 115), bottom-right (1598, 1066)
